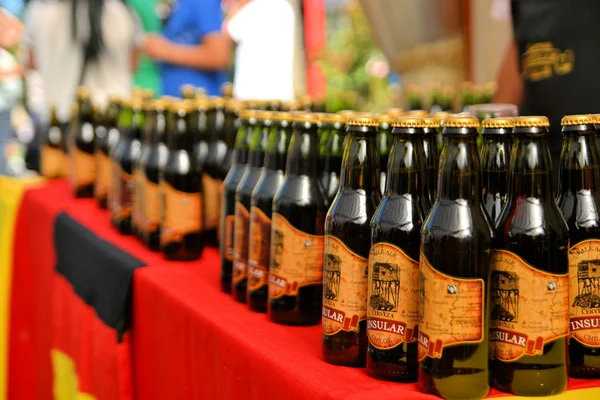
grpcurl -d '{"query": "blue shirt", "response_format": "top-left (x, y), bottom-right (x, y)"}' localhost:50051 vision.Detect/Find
top-left (1, 0), bottom-right (24, 18)
top-left (161, 0), bottom-right (227, 97)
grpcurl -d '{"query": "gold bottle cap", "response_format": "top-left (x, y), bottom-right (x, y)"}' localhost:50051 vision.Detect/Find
top-left (142, 89), bottom-right (154, 101)
top-left (377, 114), bottom-right (394, 126)
top-left (239, 109), bottom-right (259, 120)
top-left (482, 117), bottom-right (515, 129)
top-left (268, 99), bottom-right (282, 110)
top-left (346, 116), bottom-right (379, 127)
top-left (321, 113), bottom-right (347, 125)
top-left (132, 87), bottom-right (144, 98)
top-left (152, 99), bottom-right (170, 110)
top-left (256, 111), bottom-right (275, 121)
top-left (212, 97), bottom-right (227, 108)
top-left (132, 97), bottom-right (145, 109)
top-left (406, 109), bottom-right (429, 118)
top-left (338, 109), bottom-right (357, 118)
top-left (444, 115), bottom-right (480, 128)
top-left (171, 100), bottom-right (194, 113)
top-left (180, 84), bottom-right (195, 95)
top-left (514, 116), bottom-right (550, 128)
top-left (391, 116), bottom-right (426, 128)
top-left (281, 100), bottom-right (302, 111)
top-left (292, 112), bottom-right (321, 124)
top-left (423, 118), bottom-right (441, 129)
top-left (430, 111), bottom-right (450, 122)
top-left (245, 100), bottom-right (262, 109)
top-left (560, 114), bottom-right (595, 126)
top-left (220, 82), bottom-right (233, 97)
top-left (196, 97), bottom-right (211, 109)
top-left (385, 108), bottom-right (404, 117)
top-left (226, 99), bottom-right (247, 112)
top-left (108, 94), bottom-right (121, 104)
top-left (77, 86), bottom-right (90, 98)
top-left (272, 111), bottom-right (294, 122)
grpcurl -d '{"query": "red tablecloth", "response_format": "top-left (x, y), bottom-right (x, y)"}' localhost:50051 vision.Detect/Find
top-left (8, 180), bottom-right (600, 399)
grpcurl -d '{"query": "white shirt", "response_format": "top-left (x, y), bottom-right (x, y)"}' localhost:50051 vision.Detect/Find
top-left (227, 0), bottom-right (298, 102)
top-left (23, 0), bottom-right (140, 120)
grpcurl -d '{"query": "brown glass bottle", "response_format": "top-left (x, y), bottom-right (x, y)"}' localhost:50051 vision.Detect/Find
top-left (419, 116), bottom-right (493, 400)
top-left (247, 112), bottom-right (293, 312)
top-left (132, 101), bottom-right (152, 238)
top-left (323, 116), bottom-right (382, 367)
top-left (140, 100), bottom-right (170, 251)
top-left (68, 87), bottom-right (96, 197)
top-left (556, 115), bottom-right (600, 379)
top-left (421, 118), bottom-right (439, 212)
top-left (41, 104), bottom-right (68, 179)
top-left (268, 113), bottom-right (327, 325)
top-left (480, 117), bottom-right (513, 224)
top-left (203, 97), bottom-right (227, 246)
top-left (94, 96), bottom-right (120, 208)
top-left (221, 110), bottom-right (257, 293)
top-left (491, 116), bottom-right (569, 396)
top-left (376, 114), bottom-right (393, 196)
top-left (111, 99), bottom-right (144, 234)
top-left (232, 111), bottom-right (271, 303)
top-left (367, 117), bottom-right (428, 381)
top-left (161, 101), bottom-right (204, 260)
top-left (319, 114), bottom-right (346, 205)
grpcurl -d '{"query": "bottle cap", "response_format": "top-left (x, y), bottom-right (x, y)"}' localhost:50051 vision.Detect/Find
top-left (268, 99), bottom-right (282, 110)
top-left (423, 118), bottom-right (441, 129)
top-left (292, 112), bottom-right (320, 124)
top-left (152, 99), bottom-right (170, 111)
top-left (385, 108), bottom-right (404, 118)
top-left (346, 116), bottom-right (379, 127)
top-left (108, 94), bottom-right (121, 104)
top-left (77, 86), bottom-right (90, 99)
top-left (282, 100), bottom-right (302, 111)
top-left (482, 117), bottom-right (515, 129)
top-left (170, 99), bottom-right (194, 113)
top-left (430, 111), bottom-right (450, 123)
top-left (220, 82), bottom-right (233, 97)
top-left (377, 114), bottom-right (394, 126)
top-left (560, 114), bottom-right (595, 126)
top-left (272, 112), bottom-right (294, 122)
top-left (256, 111), bottom-right (275, 121)
top-left (226, 99), bottom-right (247, 112)
top-left (212, 97), bottom-right (227, 108)
top-left (391, 116), bottom-right (426, 128)
top-left (406, 110), bottom-right (429, 118)
top-left (245, 100), bottom-right (262, 110)
top-left (142, 89), bottom-right (154, 101)
top-left (239, 109), bottom-right (259, 120)
top-left (514, 116), bottom-right (550, 128)
top-left (321, 113), bottom-right (347, 125)
top-left (444, 115), bottom-right (480, 128)
top-left (196, 97), bottom-right (210, 109)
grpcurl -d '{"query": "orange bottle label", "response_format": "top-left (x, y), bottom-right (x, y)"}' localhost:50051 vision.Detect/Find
top-left (160, 182), bottom-right (202, 245)
top-left (41, 145), bottom-right (66, 178)
top-left (132, 169), bottom-right (145, 228)
top-left (367, 243), bottom-right (420, 349)
top-left (490, 249), bottom-right (569, 361)
top-left (94, 151), bottom-right (110, 198)
top-left (203, 174), bottom-right (223, 231)
top-left (112, 168), bottom-right (133, 221)
top-left (143, 178), bottom-right (160, 233)
top-left (70, 147), bottom-right (96, 189)
top-left (224, 215), bottom-right (236, 262)
top-left (569, 240), bottom-right (600, 347)
top-left (268, 213), bottom-right (324, 300)
top-left (233, 202), bottom-right (250, 284)
top-left (322, 235), bottom-right (368, 336)
top-left (418, 253), bottom-right (484, 361)
top-left (247, 206), bottom-right (272, 292)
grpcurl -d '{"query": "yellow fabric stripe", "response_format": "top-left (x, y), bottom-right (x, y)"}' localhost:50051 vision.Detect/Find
top-left (51, 349), bottom-right (96, 400)
top-left (0, 176), bottom-right (42, 400)
top-left (512, 388), bottom-right (600, 399)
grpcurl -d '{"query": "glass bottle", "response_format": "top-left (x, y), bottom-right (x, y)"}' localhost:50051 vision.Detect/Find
top-left (491, 116), bottom-right (569, 396)
top-left (323, 116), bottom-right (382, 367)
top-left (247, 112), bottom-right (293, 312)
top-left (41, 104), bottom-right (68, 179)
top-left (95, 96), bottom-right (120, 208)
top-left (269, 113), bottom-right (327, 325)
top-left (422, 118), bottom-right (439, 212)
top-left (557, 115), bottom-right (600, 379)
top-left (68, 87), bottom-right (96, 198)
top-left (419, 116), bottom-right (494, 399)
top-left (319, 113), bottom-right (347, 205)
top-left (132, 100), bottom-right (152, 238)
top-left (376, 114), bottom-right (393, 196)
top-left (367, 117), bottom-right (428, 381)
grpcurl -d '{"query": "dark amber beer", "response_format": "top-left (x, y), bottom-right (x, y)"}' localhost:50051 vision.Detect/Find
top-left (232, 111), bottom-right (271, 303)
top-left (367, 117), bottom-right (428, 381)
top-left (111, 98), bottom-right (144, 235)
top-left (247, 112), bottom-right (293, 312)
top-left (556, 115), bottom-right (600, 379)
top-left (220, 110), bottom-right (256, 293)
top-left (94, 96), bottom-right (120, 208)
top-left (268, 112), bottom-right (326, 325)
top-left (422, 118), bottom-right (439, 211)
top-left (69, 87), bottom-right (96, 197)
top-left (161, 101), bottom-right (204, 260)
top-left (41, 104), bottom-right (68, 179)
top-left (491, 116), bottom-right (569, 396)
top-left (323, 116), bottom-right (382, 367)
top-left (319, 113), bottom-right (346, 205)
top-left (419, 116), bottom-right (493, 399)
top-left (132, 100), bottom-right (152, 238)
top-left (480, 117), bottom-right (513, 224)
top-left (376, 114), bottom-right (393, 196)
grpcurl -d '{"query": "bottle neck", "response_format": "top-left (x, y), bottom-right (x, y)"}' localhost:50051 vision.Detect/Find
top-left (232, 120), bottom-right (252, 165)
top-left (223, 110), bottom-right (237, 148)
top-left (387, 133), bottom-right (425, 198)
top-left (131, 108), bottom-right (145, 141)
top-left (248, 123), bottom-right (269, 167)
top-left (558, 131), bottom-right (600, 195)
top-left (264, 123), bottom-right (292, 172)
top-left (509, 134), bottom-right (553, 199)
top-left (339, 129), bottom-right (380, 192)
top-left (209, 107), bottom-right (225, 142)
top-left (78, 98), bottom-right (94, 122)
top-left (286, 125), bottom-right (320, 177)
top-left (167, 112), bottom-right (194, 150)
top-left (437, 135), bottom-right (481, 202)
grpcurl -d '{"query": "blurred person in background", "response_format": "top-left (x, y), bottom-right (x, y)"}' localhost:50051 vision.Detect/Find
top-left (23, 0), bottom-right (141, 122)
top-left (127, 0), bottom-right (162, 96)
top-left (224, 0), bottom-right (303, 101)
top-left (142, 0), bottom-right (231, 97)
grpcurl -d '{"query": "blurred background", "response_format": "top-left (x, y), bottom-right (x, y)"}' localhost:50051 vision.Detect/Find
top-left (0, 0), bottom-right (513, 176)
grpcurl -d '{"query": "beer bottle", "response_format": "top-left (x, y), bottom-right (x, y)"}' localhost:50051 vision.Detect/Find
top-left (41, 104), bottom-right (68, 179)
top-left (69, 87), bottom-right (96, 197)
top-left (267, 99), bottom-right (282, 112)
top-left (430, 112), bottom-right (450, 153)
top-left (140, 99), bottom-right (170, 251)
top-left (95, 96), bottom-right (120, 208)
top-left (181, 84), bottom-right (197, 100)
top-left (111, 98), bottom-right (144, 234)
top-left (323, 116), bottom-right (382, 367)
top-left (406, 110), bottom-right (429, 118)
top-left (319, 113), bottom-right (346, 205)
top-left (377, 114), bottom-right (393, 196)
top-left (203, 97), bottom-right (227, 246)
top-left (419, 116), bottom-right (493, 399)
top-left (161, 100), bottom-right (204, 260)
top-left (132, 100), bottom-right (152, 238)
top-left (220, 82), bottom-right (233, 98)
top-left (269, 112), bottom-right (326, 325)
top-left (367, 117), bottom-right (428, 381)
top-left (221, 109), bottom-right (257, 293)
top-left (592, 114), bottom-right (600, 154)
top-left (247, 111), bottom-right (293, 312)
top-left (556, 115), bottom-right (600, 379)
top-left (232, 111), bottom-right (272, 303)
top-left (422, 118), bottom-right (439, 211)
top-left (480, 117), bottom-right (513, 224)
top-left (491, 116), bottom-right (569, 396)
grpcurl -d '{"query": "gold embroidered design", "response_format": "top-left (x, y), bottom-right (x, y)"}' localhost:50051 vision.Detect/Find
top-left (522, 42), bottom-right (574, 81)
